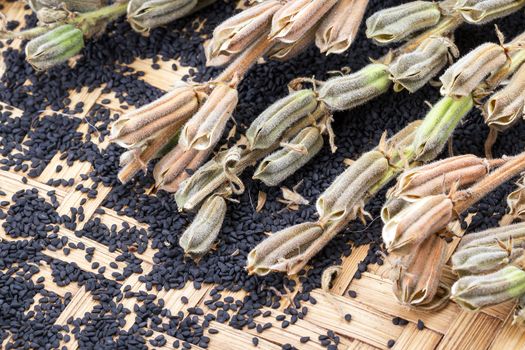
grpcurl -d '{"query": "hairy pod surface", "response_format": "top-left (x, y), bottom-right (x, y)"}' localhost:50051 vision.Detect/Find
top-left (319, 64), bottom-right (391, 111)
top-left (365, 1), bottom-right (441, 45)
top-left (454, 0), bottom-right (525, 24)
top-left (458, 222), bottom-right (525, 250)
top-left (25, 24), bottom-right (85, 71)
top-left (127, 0), bottom-right (198, 33)
top-left (254, 126), bottom-right (323, 187)
top-left (452, 245), bottom-right (525, 275)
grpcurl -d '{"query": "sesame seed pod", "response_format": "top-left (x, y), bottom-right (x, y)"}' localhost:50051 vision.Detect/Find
top-left (206, 0), bottom-right (282, 66)
top-left (381, 197), bottom-right (408, 224)
top-left (25, 24), bottom-right (84, 71)
top-left (179, 195), bottom-right (227, 258)
top-left (513, 294), bottom-right (525, 326)
top-left (318, 64), bottom-right (391, 111)
top-left (454, 0), bottom-right (525, 24)
top-left (389, 36), bottom-right (457, 93)
top-left (316, 150), bottom-right (389, 223)
top-left (185, 84), bottom-right (238, 151)
top-left (483, 63), bottom-right (525, 132)
top-left (127, 0), bottom-right (198, 34)
top-left (458, 222), bottom-right (525, 250)
top-left (410, 95), bottom-right (474, 162)
top-left (365, 1), bottom-right (441, 45)
top-left (502, 178), bottom-right (525, 224)
top-left (451, 265), bottom-right (525, 311)
top-left (440, 43), bottom-right (508, 98)
top-left (452, 245), bottom-right (525, 276)
top-left (382, 194), bottom-right (454, 254)
top-left (315, 0), bottom-right (369, 55)
top-left (246, 222), bottom-right (324, 276)
top-left (29, 0), bottom-right (107, 13)
top-left (267, 23), bottom-right (316, 62)
top-left (269, 0), bottom-right (338, 44)
top-left (393, 233), bottom-right (449, 309)
top-left (253, 126), bottom-right (323, 187)
top-left (110, 83), bottom-right (203, 149)
top-left (389, 155), bottom-right (492, 201)
top-left (246, 89), bottom-right (318, 151)
top-left (34, 8), bottom-right (69, 24)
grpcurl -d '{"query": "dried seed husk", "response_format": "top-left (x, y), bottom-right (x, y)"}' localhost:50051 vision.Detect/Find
top-left (389, 36), bottom-right (458, 93)
top-left (267, 23), bottom-right (317, 62)
top-left (381, 197), bottom-right (408, 223)
top-left (35, 7), bottom-right (69, 24)
top-left (483, 63), bottom-right (525, 132)
top-left (174, 146), bottom-right (243, 211)
top-left (205, 0), bottom-right (282, 65)
top-left (452, 245), bottom-right (525, 276)
top-left (246, 222), bottom-right (324, 276)
top-left (454, 0), bottom-right (525, 24)
top-left (381, 120), bottom-right (423, 163)
top-left (253, 126), bottom-right (324, 186)
top-left (365, 1), bottom-right (441, 45)
top-left (393, 233), bottom-right (449, 309)
top-left (382, 194), bottom-right (454, 254)
top-left (110, 83), bottom-right (203, 149)
top-left (269, 0), bottom-right (337, 44)
top-left (388, 154), bottom-right (491, 201)
top-left (410, 95), bottom-right (474, 162)
top-left (180, 83), bottom-right (238, 151)
top-left (440, 43), bottom-right (508, 98)
top-left (316, 150), bottom-right (389, 223)
top-left (318, 64), bottom-right (391, 111)
top-left (451, 265), bottom-right (525, 311)
top-left (513, 294), bottom-right (525, 326)
top-left (179, 195), bottom-right (227, 258)
top-left (458, 222), bottom-right (525, 250)
top-left (246, 89), bottom-right (318, 150)
top-left (25, 24), bottom-right (85, 71)
top-left (315, 0), bottom-right (368, 55)
top-left (127, 0), bottom-right (200, 33)
top-left (502, 178), bottom-right (525, 225)
top-left (29, 0), bottom-right (107, 13)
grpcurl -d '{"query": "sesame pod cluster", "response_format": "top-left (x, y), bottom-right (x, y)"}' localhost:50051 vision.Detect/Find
top-left (253, 126), bottom-right (324, 187)
top-left (389, 36), bottom-right (458, 93)
top-left (246, 89), bottom-right (319, 150)
top-left (25, 24), bottom-right (85, 71)
top-left (365, 1), bottom-right (441, 45)
top-left (319, 64), bottom-right (391, 111)
top-left (206, 0), bottom-right (283, 66)
top-left (127, 0), bottom-right (199, 34)
top-left (410, 95), bottom-right (474, 162)
top-left (316, 150), bottom-right (389, 223)
top-left (393, 234), bottom-right (449, 309)
top-left (179, 195), bottom-right (227, 257)
top-left (440, 43), bottom-right (508, 98)
top-left (451, 265), bottom-right (525, 311)
top-left (382, 194), bottom-right (454, 254)
top-left (483, 63), bottom-right (525, 132)
top-left (454, 0), bottom-right (525, 24)
top-left (246, 222), bottom-right (324, 276)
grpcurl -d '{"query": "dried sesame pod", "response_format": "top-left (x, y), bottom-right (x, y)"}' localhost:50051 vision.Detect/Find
top-left (315, 0), bottom-right (368, 55)
top-left (127, 0), bottom-right (198, 34)
top-left (459, 222), bottom-right (525, 250)
top-left (393, 234), bottom-right (449, 309)
top-left (267, 23), bottom-right (316, 62)
top-left (269, 0), bottom-right (338, 44)
top-left (35, 7), bottom-right (69, 24)
top-left (25, 24), bottom-right (84, 71)
top-left (452, 245), bottom-right (525, 276)
top-left (381, 197), bottom-right (408, 223)
top-left (319, 64), bottom-right (391, 111)
top-left (410, 95), bottom-right (474, 162)
top-left (502, 179), bottom-right (525, 224)
top-left (179, 195), bottom-right (227, 257)
top-left (483, 63), bottom-right (525, 132)
top-left (316, 150), bottom-right (389, 223)
top-left (513, 294), bottom-right (525, 326)
top-left (180, 83), bottom-right (238, 151)
top-left (451, 265), bottom-right (525, 311)
top-left (29, 0), bottom-right (107, 13)
top-left (389, 36), bottom-right (458, 93)
top-left (110, 83), bottom-right (203, 149)
top-left (382, 194), bottom-right (454, 254)
top-left (253, 126), bottom-right (324, 186)
top-left (246, 222), bottom-right (324, 276)
top-left (246, 89), bottom-right (318, 150)
top-left (454, 0), bottom-right (525, 24)
top-left (389, 155), bottom-right (491, 201)
top-left (206, 0), bottom-right (282, 65)
top-left (440, 43), bottom-right (508, 98)
top-left (365, 1), bottom-right (441, 45)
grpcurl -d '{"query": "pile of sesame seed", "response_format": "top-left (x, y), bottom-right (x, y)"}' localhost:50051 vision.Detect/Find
top-left (0, 1), bottom-right (524, 349)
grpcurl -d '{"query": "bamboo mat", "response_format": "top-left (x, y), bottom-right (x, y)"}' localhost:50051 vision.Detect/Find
top-left (1, 2), bottom-right (525, 349)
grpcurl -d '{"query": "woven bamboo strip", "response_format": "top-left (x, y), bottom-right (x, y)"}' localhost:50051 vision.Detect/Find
top-left (331, 244), bottom-right (370, 295)
top-left (393, 323), bottom-right (442, 350)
